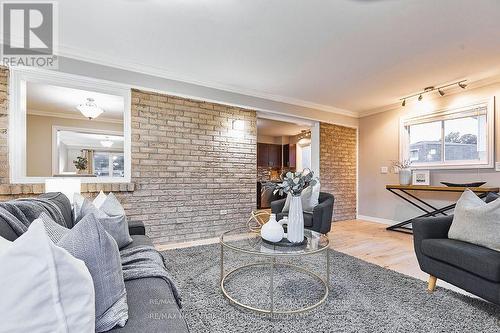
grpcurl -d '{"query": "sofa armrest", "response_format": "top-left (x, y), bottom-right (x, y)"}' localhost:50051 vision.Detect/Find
top-left (128, 220), bottom-right (146, 235)
top-left (271, 198), bottom-right (286, 214)
top-left (412, 215), bottom-right (453, 268)
top-left (312, 196), bottom-right (334, 234)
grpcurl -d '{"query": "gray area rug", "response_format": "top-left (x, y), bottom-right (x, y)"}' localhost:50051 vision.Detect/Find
top-left (162, 244), bottom-right (500, 332)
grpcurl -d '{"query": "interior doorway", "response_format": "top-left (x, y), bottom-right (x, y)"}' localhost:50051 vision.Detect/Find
top-left (256, 113), bottom-right (319, 209)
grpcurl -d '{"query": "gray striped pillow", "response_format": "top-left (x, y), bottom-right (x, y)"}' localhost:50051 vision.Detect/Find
top-left (58, 212), bottom-right (128, 332)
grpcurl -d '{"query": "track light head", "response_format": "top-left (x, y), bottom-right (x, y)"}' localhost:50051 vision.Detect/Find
top-left (401, 99), bottom-right (406, 107)
top-left (438, 89), bottom-right (445, 96)
top-left (418, 94), bottom-right (423, 101)
top-left (458, 82), bottom-right (467, 89)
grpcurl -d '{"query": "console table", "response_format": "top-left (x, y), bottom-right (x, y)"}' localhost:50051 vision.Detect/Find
top-left (385, 184), bottom-right (499, 234)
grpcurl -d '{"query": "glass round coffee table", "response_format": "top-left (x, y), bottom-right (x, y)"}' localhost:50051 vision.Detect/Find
top-left (219, 227), bottom-right (330, 315)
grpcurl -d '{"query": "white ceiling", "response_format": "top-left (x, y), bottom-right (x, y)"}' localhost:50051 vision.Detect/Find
top-left (257, 118), bottom-right (309, 137)
top-left (58, 130), bottom-right (124, 149)
top-left (57, 0), bottom-right (500, 115)
top-left (27, 82), bottom-right (124, 120)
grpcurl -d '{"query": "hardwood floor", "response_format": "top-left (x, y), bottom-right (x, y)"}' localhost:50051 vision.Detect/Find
top-left (330, 220), bottom-right (470, 295)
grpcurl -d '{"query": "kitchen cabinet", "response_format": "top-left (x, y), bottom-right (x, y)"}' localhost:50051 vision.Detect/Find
top-left (257, 143), bottom-right (282, 167)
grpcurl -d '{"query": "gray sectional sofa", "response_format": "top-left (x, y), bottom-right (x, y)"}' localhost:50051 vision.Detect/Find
top-left (0, 192), bottom-right (189, 333)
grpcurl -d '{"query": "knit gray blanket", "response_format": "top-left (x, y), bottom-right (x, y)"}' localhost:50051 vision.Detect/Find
top-left (120, 245), bottom-right (182, 308)
top-left (0, 198), bottom-right (66, 236)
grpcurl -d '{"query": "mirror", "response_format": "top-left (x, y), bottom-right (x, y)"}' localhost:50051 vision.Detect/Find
top-left (10, 68), bottom-right (131, 183)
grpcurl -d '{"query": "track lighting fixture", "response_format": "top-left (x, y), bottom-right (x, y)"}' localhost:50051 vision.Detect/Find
top-left (399, 80), bottom-right (467, 107)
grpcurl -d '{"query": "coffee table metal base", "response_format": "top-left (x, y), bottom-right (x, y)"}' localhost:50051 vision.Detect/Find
top-left (220, 256), bottom-right (329, 315)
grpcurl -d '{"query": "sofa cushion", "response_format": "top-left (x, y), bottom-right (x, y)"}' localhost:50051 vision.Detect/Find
top-left (110, 277), bottom-right (189, 333)
top-left (122, 234), bottom-right (154, 250)
top-left (277, 211), bottom-right (313, 227)
top-left (421, 238), bottom-right (500, 282)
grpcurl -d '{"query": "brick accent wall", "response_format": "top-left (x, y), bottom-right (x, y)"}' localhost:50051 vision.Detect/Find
top-left (118, 89), bottom-right (257, 244)
top-left (320, 123), bottom-right (357, 221)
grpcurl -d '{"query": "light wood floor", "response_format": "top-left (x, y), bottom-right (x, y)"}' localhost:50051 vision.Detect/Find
top-left (330, 220), bottom-right (470, 295)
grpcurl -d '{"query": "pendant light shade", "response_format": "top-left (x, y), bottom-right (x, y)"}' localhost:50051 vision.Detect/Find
top-left (76, 98), bottom-right (104, 119)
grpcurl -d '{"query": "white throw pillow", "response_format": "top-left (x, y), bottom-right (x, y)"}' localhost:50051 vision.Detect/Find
top-left (448, 189), bottom-right (500, 251)
top-left (0, 219), bottom-right (95, 333)
top-left (0, 236), bottom-right (11, 254)
top-left (93, 190), bottom-right (107, 209)
top-left (282, 181), bottom-right (321, 213)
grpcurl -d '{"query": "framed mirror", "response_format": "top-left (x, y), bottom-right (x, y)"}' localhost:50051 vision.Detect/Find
top-left (10, 68), bottom-right (131, 183)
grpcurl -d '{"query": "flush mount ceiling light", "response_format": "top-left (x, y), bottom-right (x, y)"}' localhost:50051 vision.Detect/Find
top-left (76, 98), bottom-right (104, 119)
top-left (100, 137), bottom-right (113, 148)
top-left (399, 80), bottom-right (467, 107)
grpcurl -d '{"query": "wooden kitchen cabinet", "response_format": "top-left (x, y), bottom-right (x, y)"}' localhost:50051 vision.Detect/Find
top-left (257, 143), bottom-right (282, 167)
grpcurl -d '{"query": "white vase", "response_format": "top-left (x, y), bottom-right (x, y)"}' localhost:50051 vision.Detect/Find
top-left (260, 214), bottom-right (284, 243)
top-left (399, 169), bottom-right (412, 185)
top-left (287, 195), bottom-right (304, 243)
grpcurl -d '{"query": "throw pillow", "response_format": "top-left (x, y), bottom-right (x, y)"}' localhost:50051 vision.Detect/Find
top-left (93, 190), bottom-right (107, 209)
top-left (448, 189), bottom-right (500, 251)
top-left (282, 182), bottom-right (321, 213)
top-left (39, 212), bottom-right (70, 243)
top-left (80, 195), bottom-right (132, 248)
top-left (0, 235), bottom-right (11, 254)
top-left (73, 192), bottom-right (86, 223)
top-left (58, 212), bottom-right (128, 332)
top-left (0, 219), bottom-right (95, 332)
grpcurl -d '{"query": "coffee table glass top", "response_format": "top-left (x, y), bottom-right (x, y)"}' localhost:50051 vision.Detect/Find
top-left (220, 227), bottom-right (329, 256)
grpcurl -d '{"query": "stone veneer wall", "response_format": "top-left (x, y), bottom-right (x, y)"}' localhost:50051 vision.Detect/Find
top-left (0, 67), bottom-right (257, 244)
top-left (320, 123), bottom-right (357, 221)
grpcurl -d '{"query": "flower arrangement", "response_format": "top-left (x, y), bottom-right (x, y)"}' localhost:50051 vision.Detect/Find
top-left (273, 169), bottom-right (318, 196)
top-left (392, 159), bottom-right (412, 170)
top-left (73, 156), bottom-right (88, 171)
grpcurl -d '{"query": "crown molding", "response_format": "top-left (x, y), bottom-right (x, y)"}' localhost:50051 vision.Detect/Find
top-left (358, 73), bottom-right (500, 118)
top-left (28, 108), bottom-right (123, 124)
top-left (55, 45), bottom-right (359, 118)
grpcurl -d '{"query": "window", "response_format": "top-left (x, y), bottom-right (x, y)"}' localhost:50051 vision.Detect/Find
top-left (93, 152), bottom-right (124, 177)
top-left (400, 98), bottom-right (494, 169)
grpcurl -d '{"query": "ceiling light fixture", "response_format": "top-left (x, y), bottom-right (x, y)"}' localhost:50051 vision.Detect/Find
top-left (399, 80), bottom-right (467, 107)
top-left (76, 98), bottom-right (104, 119)
top-left (100, 137), bottom-right (113, 148)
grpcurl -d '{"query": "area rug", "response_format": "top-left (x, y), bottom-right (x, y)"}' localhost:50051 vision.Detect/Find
top-left (162, 244), bottom-right (500, 332)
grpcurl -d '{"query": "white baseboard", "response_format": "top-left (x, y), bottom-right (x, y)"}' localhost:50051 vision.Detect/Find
top-left (356, 214), bottom-right (396, 225)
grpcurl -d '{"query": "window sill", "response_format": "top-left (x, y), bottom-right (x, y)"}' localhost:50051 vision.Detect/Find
top-left (0, 182), bottom-right (135, 195)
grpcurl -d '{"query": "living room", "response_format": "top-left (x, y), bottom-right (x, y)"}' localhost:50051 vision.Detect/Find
top-left (1, 1), bottom-right (500, 332)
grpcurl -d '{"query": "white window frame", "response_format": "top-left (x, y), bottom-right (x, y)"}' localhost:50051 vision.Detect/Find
top-left (93, 151), bottom-right (125, 178)
top-left (9, 67), bottom-right (132, 183)
top-left (399, 97), bottom-right (495, 170)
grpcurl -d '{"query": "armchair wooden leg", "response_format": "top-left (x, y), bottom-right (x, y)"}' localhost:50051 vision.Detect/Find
top-left (427, 275), bottom-right (437, 292)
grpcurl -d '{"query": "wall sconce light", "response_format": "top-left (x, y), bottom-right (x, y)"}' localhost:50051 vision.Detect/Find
top-left (232, 119), bottom-right (245, 131)
top-left (45, 178), bottom-right (81, 204)
top-left (400, 80), bottom-right (467, 107)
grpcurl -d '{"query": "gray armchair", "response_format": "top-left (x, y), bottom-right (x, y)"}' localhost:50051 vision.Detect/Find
top-left (413, 215), bottom-right (500, 305)
top-left (271, 192), bottom-right (334, 234)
